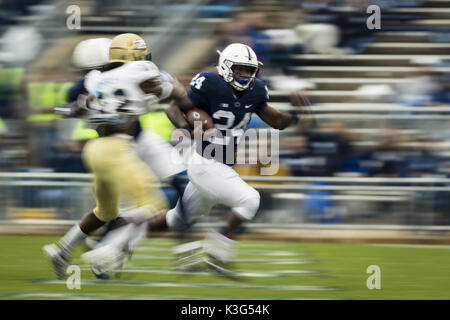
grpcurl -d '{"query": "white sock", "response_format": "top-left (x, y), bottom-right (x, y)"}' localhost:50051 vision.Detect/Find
top-left (127, 222), bottom-right (147, 253)
top-left (58, 224), bottom-right (87, 258)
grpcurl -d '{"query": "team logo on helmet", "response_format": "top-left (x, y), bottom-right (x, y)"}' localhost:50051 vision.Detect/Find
top-left (133, 39), bottom-right (146, 50)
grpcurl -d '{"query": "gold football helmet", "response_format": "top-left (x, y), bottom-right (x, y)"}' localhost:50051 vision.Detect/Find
top-left (109, 33), bottom-right (148, 63)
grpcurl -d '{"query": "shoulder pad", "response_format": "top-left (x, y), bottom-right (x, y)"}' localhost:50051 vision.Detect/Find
top-left (122, 61), bottom-right (160, 80)
top-left (160, 70), bottom-right (175, 84)
top-left (189, 72), bottom-right (220, 92)
top-left (84, 70), bottom-right (102, 96)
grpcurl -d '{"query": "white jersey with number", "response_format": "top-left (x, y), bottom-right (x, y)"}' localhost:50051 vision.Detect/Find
top-left (84, 60), bottom-right (173, 115)
top-left (84, 60), bottom-right (186, 217)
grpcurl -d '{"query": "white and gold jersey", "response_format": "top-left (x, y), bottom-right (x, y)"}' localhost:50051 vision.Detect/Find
top-left (84, 60), bottom-right (174, 116)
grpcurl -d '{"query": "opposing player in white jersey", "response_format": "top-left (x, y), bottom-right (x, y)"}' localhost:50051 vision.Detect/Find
top-left (147, 43), bottom-right (306, 272)
top-left (68, 34), bottom-right (187, 184)
top-left (43, 34), bottom-right (191, 279)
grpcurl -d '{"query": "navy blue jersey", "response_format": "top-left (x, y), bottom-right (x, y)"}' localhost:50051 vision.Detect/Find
top-left (187, 72), bottom-right (269, 165)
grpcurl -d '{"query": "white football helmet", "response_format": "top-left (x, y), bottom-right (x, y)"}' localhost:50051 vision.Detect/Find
top-left (72, 38), bottom-right (112, 69)
top-left (217, 43), bottom-right (259, 91)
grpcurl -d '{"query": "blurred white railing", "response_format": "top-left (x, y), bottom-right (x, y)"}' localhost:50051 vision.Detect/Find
top-left (1, 172), bottom-right (450, 190)
top-left (1, 172), bottom-right (449, 229)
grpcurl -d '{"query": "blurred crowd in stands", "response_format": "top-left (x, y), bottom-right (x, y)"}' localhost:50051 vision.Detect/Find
top-left (0, 0), bottom-right (449, 181)
top-left (0, 0), bottom-right (449, 225)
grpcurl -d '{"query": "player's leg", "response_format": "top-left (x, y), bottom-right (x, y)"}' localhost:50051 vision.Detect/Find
top-left (43, 178), bottom-right (120, 279)
top-left (162, 181), bottom-right (215, 269)
top-left (163, 181), bottom-right (214, 232)
top-left (187, 160), bottom-right (259, 274)
top-left (188, 158), bottom-right (260, 238)
top-left (43, 138), bottom-right (122, 279)
top-left (135, 131), bottom-right (190, 232)
top-left (81, 138), bottom-right (169, 278)
top-left (134, 130), bottom-right (186, 182)
top-left (87, 131), bottom-right (189, 247)
top-left (220, 183), bottom-right (260, 238)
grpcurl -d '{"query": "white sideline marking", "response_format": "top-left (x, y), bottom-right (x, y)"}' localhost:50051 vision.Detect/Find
top-left (133, 247), bottom-right (308, 256)
top-left (79, 264), bottom-right (319, 273)
top-left (112, 264), bottom-right (323, 274)
top-left (131, 254), bottom-right (317, 264)
top-left (139, 239), bottom-right (304, 249)
top-left (78, 266), bottom-right (321, 278)
top-left (2, 292), bottom-right (334, 300)
top-left (369, 244), bottom-right (450, 249)
top-left (35, 279), bottom-right (338, 291)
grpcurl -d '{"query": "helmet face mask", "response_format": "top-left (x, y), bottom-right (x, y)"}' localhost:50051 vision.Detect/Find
top-left (231, 65), bottom-right (258, 90)
top-left (217, 43), bottom-right (259, 91)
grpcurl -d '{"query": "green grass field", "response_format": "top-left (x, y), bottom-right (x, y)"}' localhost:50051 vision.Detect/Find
top-left (0, 235), bottom-right (449, 300)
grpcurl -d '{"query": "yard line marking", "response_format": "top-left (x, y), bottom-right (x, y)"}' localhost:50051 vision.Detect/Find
top-left (134, 247), bottom-right (174, 252)
top-left (368, 244), bottom-right (450, 249)
top-left (237, 243), bottom-right (304, 248)
top-left (260, 251), bottom-right (307, 257)
top-left (1, 292), bottom-right (335, 300)
top-left (130, 254), bottom-right (318, 264)
top-left (133, 247), bottom-right (309, 257)
top-left (78, 267), bottom-right (322, 278)
top-left (78, 264), bottom-right (323, 274)
top-left (139, 239), bottom-right (304, 249)
top-left (34, 279), bottom-right (339, 291)
top-left (229, 258), bottom-right (316, 264)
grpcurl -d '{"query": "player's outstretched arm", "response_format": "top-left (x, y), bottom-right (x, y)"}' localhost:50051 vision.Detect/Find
top-left (255, 104), bottom-right (299, 130)
top-left (256, 90), bottom-right (315, 131)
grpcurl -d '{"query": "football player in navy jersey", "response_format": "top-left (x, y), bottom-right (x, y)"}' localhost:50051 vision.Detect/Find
top-left (148, 43), bottom-right (305, 271)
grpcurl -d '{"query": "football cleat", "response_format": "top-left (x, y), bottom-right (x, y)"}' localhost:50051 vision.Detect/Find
top-left (204, 256), bottom-right (239, 280)
top-left (81, 244), bottom-right (125, 280)
top-left (173, 240), bottom-right (206, 271)
top-left (203, 230), bottom-right (236, 263)
top-left (202, 230), bottom-right (239, 279)
top-left (84, 237), bottom-right (99, 250)
top-left (91, 264), bottom-right (111, 280)
top-left (42, 244), bottom-right (69, 280)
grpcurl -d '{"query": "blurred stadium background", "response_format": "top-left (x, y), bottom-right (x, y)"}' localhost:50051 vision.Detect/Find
top-left (0, 0), bottom-right (450, 300)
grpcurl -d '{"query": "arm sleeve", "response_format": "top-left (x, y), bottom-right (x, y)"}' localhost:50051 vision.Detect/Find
top-left (67, 77), bottom-right (88, 102)
top-left (159, 71), bottom-right (174, 101)
top-left (255, 84), bottom-right (269, 112)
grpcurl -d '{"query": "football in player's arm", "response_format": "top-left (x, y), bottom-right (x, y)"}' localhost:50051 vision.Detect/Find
top-left (165, 67), bottom-right (301, 139)
top-left (162, 43), bottom-right (308, 239)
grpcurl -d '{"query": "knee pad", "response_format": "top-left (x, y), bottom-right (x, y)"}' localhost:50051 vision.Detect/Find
top-left (233, 192), bottom-right (260, 221)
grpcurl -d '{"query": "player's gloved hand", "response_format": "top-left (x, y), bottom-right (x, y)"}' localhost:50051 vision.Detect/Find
top-left (289, 90), bottom-right (317, 129)
top-left (72, 95), bottom-right (90, 117)
top-left (61, 94), bottom-right (89, 118)
top-left (54, 95), bottom-right (89, 118)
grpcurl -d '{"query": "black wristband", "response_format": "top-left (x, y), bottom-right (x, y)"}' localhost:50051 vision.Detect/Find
top-left (289, 111), bottom-right (299, 126)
